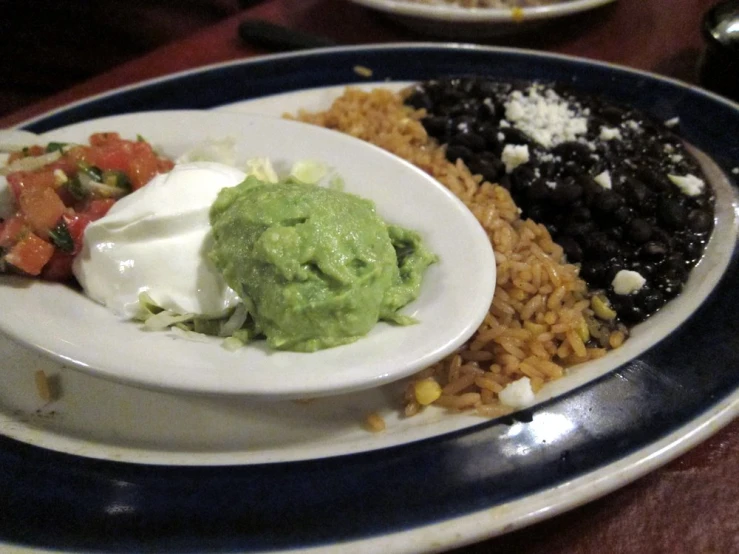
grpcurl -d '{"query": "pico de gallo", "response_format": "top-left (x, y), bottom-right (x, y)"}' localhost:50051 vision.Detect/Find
top-left (0, 132), bottom-right (173, 281)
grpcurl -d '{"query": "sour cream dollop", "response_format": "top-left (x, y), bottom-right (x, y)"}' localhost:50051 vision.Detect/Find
top-left (73, 161), bottom-right (246, 318)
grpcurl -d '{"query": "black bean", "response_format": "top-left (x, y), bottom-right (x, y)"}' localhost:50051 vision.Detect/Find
top-left (445, 144), bottom-right (474, 164)
top-left (656, 274), bottom-right (684, 299)
top-left (580, 260), bottom-right (608, 285)
top-left (627, 218), bottom-right (653, 244)
top-left (525, 204), bottom-right (549, 222)
top-left (451, 131), bottom-right (486, 152)
top-left (421, 115), bottom-right (450, 139)
top-left (451, 115), bottom-right (477, 130)
top-left (620, 304), bottom-right (646, 324)
top-left (681, 238), bottom-right (705, 262)
top-left (558, 236), bottom-right (583, 262)
top-left (510, 165), bottom-right (537, 191)
top-left (570, 205), bottom-right (592, 222)
top-left (621, 177), bottom-right (651, 207)
top-left (467, 157), bottom-right (504, 183)
top-left (552, 141), bottom-right (594, 167)
top-left (601, 106), bottom-right (625, 125)
top-left (637, 167), bottom-right (671, 193)
top-left (658, 197), bottom-right (688, 229)
top-left (526, 181), bottom-right (551, 202)
top-left (592, 190), bottom-right (623, 214)
top-left (551, 178), bottom-right (583, 205)
top-left (477, 101), bottom-right (497, 120)
top-left (584, 232), bottom-right (612, 259)
top-left (608, 226), bottom-right (625, 241)
top-left (687, 209), bottom-right (713, 233)
top-left (612, 205), bottom-right (633, 225)
top-left (562, 220), bottom-right (594, 239)
top-left (499, 128), bottom-right (532, 147)
top-left (640, 241), bottom-right (669, 260)
top-left (405, 90), bottom-right (433, 111)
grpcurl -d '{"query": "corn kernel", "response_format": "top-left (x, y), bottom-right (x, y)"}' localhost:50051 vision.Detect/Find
top-left (591, 295), bottom-right (617, 321)
top-left (413, 378), bottom-right (442, 406)
top-left (576, 317), bottom-right (590, 343)
top-left (365, 412), bottom-right (386, 432)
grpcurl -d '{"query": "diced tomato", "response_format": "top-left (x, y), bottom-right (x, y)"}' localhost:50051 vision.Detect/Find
top-left (2, 131), bottom-right (174, 282)
top-left (92, 145), bottom-right (132, 172)
top-left (89, 132), bottom-right (122, 147)
top-left (7, 145), bottom-right (45, 164)
top-left (4, 233), bottom-right (54, 276)
top-left (7, 170), bottom-right (58, 200)
top-left (40, 251), bottom-right (75, 282)
top-left (0, 215), bottom-right (28, 247)
top-left (82, 198), bottom-right (116, 221)
top-left (128, 154), bottom-right (160, 190)
top-left (18, 186), bottom-right (66, 237)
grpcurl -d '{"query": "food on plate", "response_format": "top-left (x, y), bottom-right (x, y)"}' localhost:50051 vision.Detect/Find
top-left (405, 78), bottom-right (715, 324)
top-left (0, 132), bottom-right (173, 280)
top-left (72, 162), bottom-right (245, 319)
top-left (291, 80), bottom-right (714, 417)
top-left (69, 148), bottom-right (436, 353)
top-left (400, 0), bottom-right (559, 7)
top-left (209, 175), bottom-right (437, 352)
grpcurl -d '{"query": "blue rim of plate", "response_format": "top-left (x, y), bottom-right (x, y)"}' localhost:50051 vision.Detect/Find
top-left (2, 44), bottom-right (738, 552)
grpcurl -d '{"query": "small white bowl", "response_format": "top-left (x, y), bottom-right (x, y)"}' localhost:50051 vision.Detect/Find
top-left (0, 110), bottom-right (496, 399)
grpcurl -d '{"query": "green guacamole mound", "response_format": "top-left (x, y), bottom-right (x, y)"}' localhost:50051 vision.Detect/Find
top-left (209, 176), bottom-right (437, 352)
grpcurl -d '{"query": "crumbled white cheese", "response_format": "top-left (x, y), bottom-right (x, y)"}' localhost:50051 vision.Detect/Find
top-left (594, 170), bottom-right (612, 190)
top-left (732, 167), bottom-right (739, 175)
top-left (625, 120), bottom-right (642, 131)
top-left (497, 132), bottom-right (506, 142)
top-left (612, 269), bottom-right (647, 295)
top-left (499, 120), bottom-right (511, 128)
top-left (671, 154), bottom-right (684, 163)
top-left (599, 126), bottom-right (622, 141)
top-left (545, 180), bottom-right (557, 189)
top-left (498, 377), bottom-right (535, 409)
top-left (504, 85), bottom-right (588, 148)
top-left (457, 121), bottom-right (469, 131)
top-left (501, 144), bottom-right (530, 174)
top-left (663, 144), bottom-right (675, 153)
top-left (668, 173), bottom-right (705, 196)
top-left (665, 117), bottom-right (680, 128)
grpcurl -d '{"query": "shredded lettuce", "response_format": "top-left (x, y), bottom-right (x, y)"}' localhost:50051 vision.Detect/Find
top-left (289, 160), bottom-right (327, 185)
top-left (245, 157), bottom-right (279, 183)
top-left (177, 137), bottom-right (238, 166)
top-left (135, 292), bottom-right (259, 347)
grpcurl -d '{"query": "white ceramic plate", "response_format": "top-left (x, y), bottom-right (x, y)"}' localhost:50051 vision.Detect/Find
top-left (346, 0), bottom-right (617, 36)
top-left (0, 110), bottom-right (496, 399)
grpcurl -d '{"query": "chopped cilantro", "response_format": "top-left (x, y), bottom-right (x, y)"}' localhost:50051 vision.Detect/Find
top-left (46, 142), bottom-right (68, 153)
top-left (48, 222), bottom-right (74, 253)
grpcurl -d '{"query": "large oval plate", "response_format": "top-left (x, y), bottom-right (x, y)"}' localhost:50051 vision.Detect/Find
top-left (1, 45), bottom-right (738, 553)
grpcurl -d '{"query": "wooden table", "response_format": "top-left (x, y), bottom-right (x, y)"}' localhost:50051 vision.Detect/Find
top-left (1, 1), bottom-right (737, 552)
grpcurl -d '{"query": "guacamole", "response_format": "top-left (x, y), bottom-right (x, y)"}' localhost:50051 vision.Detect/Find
top-left (209, 176), bottom-right (437, 352)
